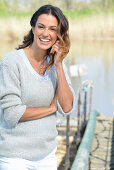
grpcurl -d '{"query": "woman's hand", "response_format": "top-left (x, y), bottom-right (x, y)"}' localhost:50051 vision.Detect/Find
top-left (50, 40), bottom-right (65, 66)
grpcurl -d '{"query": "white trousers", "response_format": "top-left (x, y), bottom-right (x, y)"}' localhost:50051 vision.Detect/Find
top-left (0, 148), bottom-right (57, 170)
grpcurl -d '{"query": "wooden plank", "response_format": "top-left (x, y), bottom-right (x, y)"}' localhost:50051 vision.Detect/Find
top-left (86, 117), bottom-right (114, 170)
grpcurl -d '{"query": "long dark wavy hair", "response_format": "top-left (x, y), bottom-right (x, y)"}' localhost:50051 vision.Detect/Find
top-left (17, 4), bottom-right (70, 70)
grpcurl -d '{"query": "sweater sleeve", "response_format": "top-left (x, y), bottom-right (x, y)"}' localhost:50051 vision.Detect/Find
top-left (57, 61), bottom-right (76, 115)
top-left (0, 64), bottom-right (26, 128)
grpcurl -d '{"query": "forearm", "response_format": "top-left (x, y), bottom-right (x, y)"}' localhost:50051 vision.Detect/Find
top-left (56, 63), bottom-right (73, 112)
top-left (19, 106), bottom-right (56, 122)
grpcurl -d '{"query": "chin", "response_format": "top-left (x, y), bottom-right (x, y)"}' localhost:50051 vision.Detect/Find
top-left (37, 43), bottom-right (52, 51)
top-left (38, 46), bottom-right (51, 51)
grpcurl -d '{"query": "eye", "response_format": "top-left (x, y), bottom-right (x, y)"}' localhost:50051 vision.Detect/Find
top-left (38, 25), bottom-right (44, 29)
top-left (50, 28), bottom-right (57, 31)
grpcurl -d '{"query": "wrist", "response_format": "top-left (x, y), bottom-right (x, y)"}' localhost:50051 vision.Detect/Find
top-left (49, 104), bottom-right (57, 113)
top-left (55, 62), bottom-right (62, 69)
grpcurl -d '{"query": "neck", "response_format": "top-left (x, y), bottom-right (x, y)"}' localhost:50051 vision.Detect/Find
top-left (27, 43), bottom-right (47, 63)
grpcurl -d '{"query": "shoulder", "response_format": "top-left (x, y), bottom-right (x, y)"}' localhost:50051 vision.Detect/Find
top-left (0, 50), bottom-right (21, 68)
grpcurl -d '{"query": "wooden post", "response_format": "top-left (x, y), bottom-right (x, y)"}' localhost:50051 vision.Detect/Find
top-left (84, 91), bottom-right (87, 124)
top-left (89, 85), bottom-right (93, 117)
top-left (65, 115), bottom-right (70, 169)
top-left (77, 91), bottom-right (81, 141)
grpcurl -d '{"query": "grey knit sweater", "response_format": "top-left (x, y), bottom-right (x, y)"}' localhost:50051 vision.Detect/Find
top-left (0, 49), bottom-right (75, 160)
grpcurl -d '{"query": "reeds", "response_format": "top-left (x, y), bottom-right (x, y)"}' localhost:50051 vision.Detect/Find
top-left (0, 17), bottom-right (30, 41)
top-left (0, 13), bottom-right (114, 41)
top-left (69, 13), bottom-right (114, 40)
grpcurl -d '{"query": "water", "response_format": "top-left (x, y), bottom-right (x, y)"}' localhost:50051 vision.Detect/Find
top-left (67, 40), bottom-right (114, 117)
top-left (0, 40), bottom-right (114, 117)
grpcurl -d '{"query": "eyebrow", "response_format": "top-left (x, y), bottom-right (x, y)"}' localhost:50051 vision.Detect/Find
top-left (38, 23), bottom-right (57, 28)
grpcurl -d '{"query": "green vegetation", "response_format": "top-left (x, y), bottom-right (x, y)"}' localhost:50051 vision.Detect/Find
top-left (0, 0), bottom-right (114, 18)
top-left (0, 9), bottom-right (114, 19)
top-left (0, 11), bottom-right (33, 18)
top-left (64, 9), bottom-right (114, 19)
top-left (0, 0), bottom-right (113, 41)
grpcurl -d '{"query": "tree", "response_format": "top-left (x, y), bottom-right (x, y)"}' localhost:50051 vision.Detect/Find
top-left (102, 0), bottom-right (114, 9)
top-left (0, 0), bottom-right (10, 11)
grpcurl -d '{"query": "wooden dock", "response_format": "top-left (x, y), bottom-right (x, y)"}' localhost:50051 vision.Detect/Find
top-left (87, 116), bottom-right (114, 170)
top-left (56, 125), bottom-right (76, 169)
top-left (56, 116), bottom-right (114, 170)
top-left (56, 117), bottom-right (77, 169)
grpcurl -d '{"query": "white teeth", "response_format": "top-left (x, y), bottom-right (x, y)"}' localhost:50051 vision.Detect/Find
top-left (40, 38), bottom-right (50, 42)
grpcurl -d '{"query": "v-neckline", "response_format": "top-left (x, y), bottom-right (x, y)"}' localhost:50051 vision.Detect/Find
top-left (17, 49), bottom-right (50, 81)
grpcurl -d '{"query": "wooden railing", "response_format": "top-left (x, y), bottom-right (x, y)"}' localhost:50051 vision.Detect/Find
top-left (65, 80), bottom-right (94, 169)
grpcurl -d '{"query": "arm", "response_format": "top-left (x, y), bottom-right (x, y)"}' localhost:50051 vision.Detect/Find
top-left (56, 62), bottom-right (73, 113)
top-left (50, 41), bottom-right (74, 113)
top-left (0, 63), bottom-right (57, 127)
top-left (20, 91), bottom-right (57, 121)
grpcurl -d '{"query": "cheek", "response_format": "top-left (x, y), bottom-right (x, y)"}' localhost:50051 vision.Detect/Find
top-left (35, 28), bottom-right (42, 36)
top-left (51, 39), bottom-right (57, 47)
top-left (52, 33), bottom-right (57, 42)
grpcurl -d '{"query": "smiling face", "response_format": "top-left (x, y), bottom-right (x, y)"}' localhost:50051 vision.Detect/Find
top-left (32, 14), bottom-right (58, 52)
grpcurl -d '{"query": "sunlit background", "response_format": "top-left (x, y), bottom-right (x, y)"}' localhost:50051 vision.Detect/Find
top-left (0, 0), bottom-right (114, 117)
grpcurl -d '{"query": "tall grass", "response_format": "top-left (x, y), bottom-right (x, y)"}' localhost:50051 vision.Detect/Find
top-left (69, 13), bottom-right (114, 40)
top-left (0, 12), bottom-right (114, 41)
top-left (0, 17), bottom-right (30, 41)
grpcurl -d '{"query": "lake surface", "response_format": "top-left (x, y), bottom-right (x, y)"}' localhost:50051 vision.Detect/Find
top-left (68, 40), bottom-right (114, 117)
top-left (0, 40), bottom-right (114, 117)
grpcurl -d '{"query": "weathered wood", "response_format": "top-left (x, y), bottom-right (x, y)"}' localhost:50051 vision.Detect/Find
top-left (56, 116), bottom-right (114, 169)
top-left (86, 116), bottom-right (114, 170)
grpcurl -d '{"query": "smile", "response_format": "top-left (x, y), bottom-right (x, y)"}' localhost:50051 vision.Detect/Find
top-left (40, 38), bottom-right (50, 42)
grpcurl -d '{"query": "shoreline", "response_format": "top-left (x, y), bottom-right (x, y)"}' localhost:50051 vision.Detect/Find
top-left (0, 12), bottom-right (114, 41)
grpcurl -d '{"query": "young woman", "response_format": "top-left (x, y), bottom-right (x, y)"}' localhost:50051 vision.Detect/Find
top-left (0, 4), bottom-right (75, 170)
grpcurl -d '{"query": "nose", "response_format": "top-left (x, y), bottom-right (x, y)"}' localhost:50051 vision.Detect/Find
top-left (43, 28), bottom-right (49, 37)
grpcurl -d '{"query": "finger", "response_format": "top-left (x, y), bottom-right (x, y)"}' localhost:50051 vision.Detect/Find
top-left (50, 48), bottom-right (54, 54)
top-left (50, 47), bottom-right (55, 54)
top-left (55, 40), bottom-right (60, 45)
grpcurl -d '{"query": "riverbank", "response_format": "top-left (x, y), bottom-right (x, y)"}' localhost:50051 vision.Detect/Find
top-left (0, 11), bottom-right (114, 41)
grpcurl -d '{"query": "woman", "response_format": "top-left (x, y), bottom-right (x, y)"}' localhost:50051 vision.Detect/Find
top-left (0, 4), bottom-right (75, 170)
